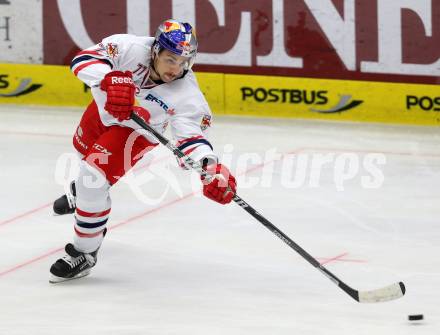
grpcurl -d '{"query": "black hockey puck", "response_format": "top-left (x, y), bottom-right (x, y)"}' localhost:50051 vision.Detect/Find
top-left (408, 314), bottom-right (424, 321)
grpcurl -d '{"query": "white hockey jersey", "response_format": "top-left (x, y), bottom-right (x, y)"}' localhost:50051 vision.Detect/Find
top-left (70, 34), bottom-right (216, 165)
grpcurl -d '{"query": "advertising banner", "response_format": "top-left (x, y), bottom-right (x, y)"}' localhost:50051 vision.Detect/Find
top-left (0, 63), bottom-right (91, 106)
top-left (0, 63), bottom-right (224, 113)
top-left (0, 0), bottom-right (42, 63)
top-left (41, 0), bottom-right (440, 84)
top-left (1, 63), bottom-right (438, 125)
top-left (225, 74), bottom-right (440, 125)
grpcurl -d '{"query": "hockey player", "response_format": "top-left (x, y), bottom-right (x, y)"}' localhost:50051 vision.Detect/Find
top-left (49, 20), bottom-right (237, 283)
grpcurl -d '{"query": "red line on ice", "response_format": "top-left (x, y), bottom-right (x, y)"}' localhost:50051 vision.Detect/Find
top-left (317, 252), bottom-right (366, 265)
top-left (0, 147), bottom-right (371, 276)
top-left (0, 194), bottom-right (196, 278)
top-left (0, 247), bottom-right (63, 277)
top-left (0, 149), bottom-right (301, 277)
top-left (0, 202), bottom-right (52, 227)
top-left (318, 252), bottom-right (349, 265)
top-left (0, 155), bottom-right (171, 229)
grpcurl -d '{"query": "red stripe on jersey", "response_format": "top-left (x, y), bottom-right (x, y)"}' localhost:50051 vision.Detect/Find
top-left (76, 208), bottom-right (111, 218)
top-left (178, 147), bottom-right (198, 168)
top-left (73, 60), bottom-right (108, 76)
top-left (177, 135), bottom-right (204, 146)
top-left (183, 146), bottom-right (197, 156)
top-left (74, 227), bottom-right (105, 238)
top-left (75, 50), bottom-right (102, 57)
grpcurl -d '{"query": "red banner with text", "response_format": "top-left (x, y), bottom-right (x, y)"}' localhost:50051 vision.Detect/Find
top-left (43, 0), bottom-right (440, 84)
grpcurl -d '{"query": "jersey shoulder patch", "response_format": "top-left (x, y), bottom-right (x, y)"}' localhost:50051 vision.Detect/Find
top-left (200, 114), bottom-right (212, 131)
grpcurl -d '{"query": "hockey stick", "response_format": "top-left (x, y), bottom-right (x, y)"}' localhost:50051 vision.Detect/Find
top-left (131, 112), bottom-right (405, 303)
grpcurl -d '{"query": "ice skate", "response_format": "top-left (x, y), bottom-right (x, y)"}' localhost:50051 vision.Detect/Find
top-left (53, 181), bottom-right (76, 215)
top-left (49, 243), bottom-right (98, 283)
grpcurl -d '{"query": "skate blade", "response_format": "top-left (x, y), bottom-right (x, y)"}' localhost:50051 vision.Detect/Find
top-left (49, 270), bottom-right (91, 284)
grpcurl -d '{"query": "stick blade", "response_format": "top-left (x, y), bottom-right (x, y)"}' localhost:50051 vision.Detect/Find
top-left (358, 281), bottom-right (405, 303)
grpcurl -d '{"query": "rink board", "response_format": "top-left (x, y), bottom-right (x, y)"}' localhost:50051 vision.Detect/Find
top-left (224, 74), bottom-right (440, 125)
top-left (0, 63), bottom-right (224, 113)
top-left (0, 63), bottom-right (438, 125)
top-left (0, 63), bottom-right (91, 106)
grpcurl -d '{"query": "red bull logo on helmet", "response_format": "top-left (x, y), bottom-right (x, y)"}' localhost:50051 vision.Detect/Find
top-left (164, 21), bottom-right (180, 33)
top-left (177, 41), bottom-right (191, 52)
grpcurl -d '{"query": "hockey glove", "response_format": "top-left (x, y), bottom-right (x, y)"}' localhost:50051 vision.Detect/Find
top-left (201, 164), bottom-right (236, 205)
top-left (100, 71), bottom-right (136, 121)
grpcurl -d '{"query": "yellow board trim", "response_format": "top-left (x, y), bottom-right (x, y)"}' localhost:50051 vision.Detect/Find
top-left (0, 63), bottom-right (438, 125)
top-left (223, 74), bottom-right (440, 126)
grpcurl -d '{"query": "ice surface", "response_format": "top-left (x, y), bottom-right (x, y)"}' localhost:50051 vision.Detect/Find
top-left (0, 105), bottom-right (439, 334)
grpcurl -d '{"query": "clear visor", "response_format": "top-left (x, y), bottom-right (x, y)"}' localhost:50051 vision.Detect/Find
top-left (153, 43), bottom-right (196, 71)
